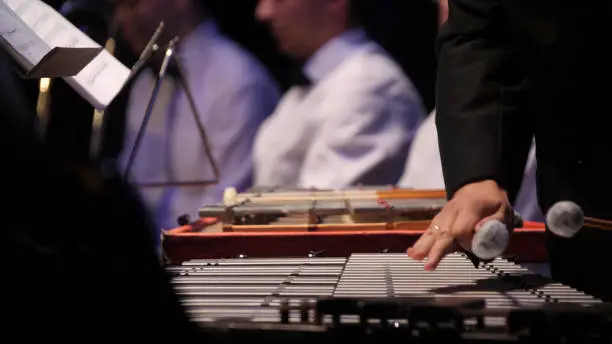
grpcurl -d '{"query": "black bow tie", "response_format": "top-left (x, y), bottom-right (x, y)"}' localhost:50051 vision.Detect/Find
top-left (287, 64), bottom-right (312, 87)
top-left (293, 71), bottom-right (311, 87)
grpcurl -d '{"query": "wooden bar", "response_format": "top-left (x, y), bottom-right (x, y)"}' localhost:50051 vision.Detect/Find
top-left (584, 216), bottom-right (612, 231)
top-left (222, 221), bottom-right (433, 233)
top-left (231, 189), bottom-right (446, 203)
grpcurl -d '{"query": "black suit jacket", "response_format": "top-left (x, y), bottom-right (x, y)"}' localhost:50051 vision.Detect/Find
top-left (436, 0), bottom-right (612, 218)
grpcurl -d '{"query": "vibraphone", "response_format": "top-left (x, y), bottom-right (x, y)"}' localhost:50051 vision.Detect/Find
top-left (162, 187), bottom-right (547, 264)
top-left (167, 253), bottom-right (610, 342)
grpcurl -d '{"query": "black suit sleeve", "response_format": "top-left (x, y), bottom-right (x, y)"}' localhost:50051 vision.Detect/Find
top-left (436, 0), bottom-right (533, 201)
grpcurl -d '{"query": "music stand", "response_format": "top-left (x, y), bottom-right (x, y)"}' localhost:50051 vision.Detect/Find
top-left (122, 36), bottom-right (220, 188)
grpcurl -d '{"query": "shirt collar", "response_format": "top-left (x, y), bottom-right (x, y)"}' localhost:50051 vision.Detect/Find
top-left (303, 28), bottom-right (370, 84)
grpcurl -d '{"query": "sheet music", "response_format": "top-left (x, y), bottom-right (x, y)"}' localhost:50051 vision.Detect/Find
top-left (0, 1), bottom-right (51, 70)
top-left (68, 50), bottom-right (131, 109)
top-left (5, 0), bottom-right (98, 48)
top-left (2, 0), bottom-right (131, 110)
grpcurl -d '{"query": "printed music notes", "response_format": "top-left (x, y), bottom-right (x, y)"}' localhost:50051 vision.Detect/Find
top-left (1, 0), bottom-right (132, 110)
top-left (69, 49), bottom-right (131, 110)
top-left (0, 0), bottom-right (100, 78)
top-left (0, 5), bottom-right (48, 68)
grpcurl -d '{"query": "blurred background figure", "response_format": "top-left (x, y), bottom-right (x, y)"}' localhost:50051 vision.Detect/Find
top-left (253, 0), bottom-right (427, 188)
top-left (10, 0), bottom-right (440, 230)
top-left (397, 0), bottom-right (543, 222)
top-left (110, 0), bottom-right (280, 234)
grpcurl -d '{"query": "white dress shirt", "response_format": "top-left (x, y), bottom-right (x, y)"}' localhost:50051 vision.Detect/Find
top-left (254, 29), bottom-right (426, 188)
top-left (398, 111), bottom-right (544, 221)
top-left (121, 20), bottom-right (280, 231)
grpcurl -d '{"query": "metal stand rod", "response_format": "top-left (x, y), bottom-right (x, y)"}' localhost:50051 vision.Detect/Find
top-left (123, 37), bottom-right (178, 181)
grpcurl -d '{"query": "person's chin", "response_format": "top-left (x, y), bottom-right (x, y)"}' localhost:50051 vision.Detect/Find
top-left (278, 43), bottom-right (303, 60)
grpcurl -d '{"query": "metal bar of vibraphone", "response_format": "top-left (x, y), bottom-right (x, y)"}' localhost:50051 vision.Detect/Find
top-left (199, 198), bottom-right (446, 219)
top-left (173, 280), bottom-right (340, 289)
top-left (173, 278), bottom-right (340, 290)
top-left (327, 254), bottom-right (543, 328)
top-left (232, 191), bottom-right (378, 202)
top-left (222, 199), bottom-right (446, 212)
top-left (171, 259), bottom-right (347, 301)
top-left (179, 298), bottom-right (266, 307)
top-left (173, 285), bottom-right (340, 294)
top-left (172, 256), bottom-right (350, 324)
top-left (228, 195), bottom-right (447, 209)
top-left (483, 262), bottom-right (600, 302)
top-left (172, 252), bottom-right (605, 329)
top-left (232, 189), bottom-right (445, 201)
top-left (180, 297), bottom-right (318, 308)
top-left (173, 267), bottom-right (345, 274)
top-left (484, 259), bottom-right (602, 303)
top-left (188, 312), bottom-right (318, 324)
top-left (335, 254), bottom-right (553, 307)
top-left (172, 276), bottom-right (342, 285)
top-left (230, 195), bottom-right (447, 203)
top-left (179, 257), bottom-right (348, 266)
top-left (343, 254), bottom-right (601, 305)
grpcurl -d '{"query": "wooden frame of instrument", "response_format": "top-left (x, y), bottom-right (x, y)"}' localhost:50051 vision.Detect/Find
top-left (161, 218), bottom-right (547, 265)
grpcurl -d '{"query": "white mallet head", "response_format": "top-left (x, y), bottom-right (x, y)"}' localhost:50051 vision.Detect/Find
top-left (546, 201), bottom-right (584, 238)
top-left (223, 187), bottom-right (238, 206)
top-left (472, 219), bottom-right (510, 260)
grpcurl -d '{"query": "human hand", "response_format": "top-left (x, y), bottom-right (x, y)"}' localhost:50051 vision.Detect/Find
top-left (407, 180), bottom-right (514, 270)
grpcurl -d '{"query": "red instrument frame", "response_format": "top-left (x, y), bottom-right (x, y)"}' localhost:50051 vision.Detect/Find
top-left (162, 219), bottom-right (547, 265)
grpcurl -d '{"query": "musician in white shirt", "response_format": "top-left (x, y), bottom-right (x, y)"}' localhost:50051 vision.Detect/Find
top-left (398, 110), bottom-right (544, 222)
top-left (253, 0), bottom-right (426, 188)
top-left (112, 0), bottom-right (280, 232)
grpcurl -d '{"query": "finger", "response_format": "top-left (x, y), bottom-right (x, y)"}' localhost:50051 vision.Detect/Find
top-left (451, 207), bottom-right (484, 252)
top-left (407, 225), bottom-right (438, 260)
top-left (424, 222), bottom-right (456, 271)
top-left (407, 227), bottom-right (437, 260)
top-left (407, 217), bottom-right (439, 260)
top-left (408, 206), bottom-right (457, 261)
top-left (407, 220), bottom-right (442, 260)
